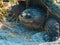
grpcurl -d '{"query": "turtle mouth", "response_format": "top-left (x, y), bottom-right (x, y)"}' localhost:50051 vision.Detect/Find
top-left (19, 15), bottom-right (33, 23)
top-left (19, 15), bottom-right (42, 29)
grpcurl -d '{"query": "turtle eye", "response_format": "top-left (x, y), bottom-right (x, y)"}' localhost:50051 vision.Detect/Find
top-left (21, 13), bottom-right (32, 19)
top-left (25, 13), bottom-right (32, 19)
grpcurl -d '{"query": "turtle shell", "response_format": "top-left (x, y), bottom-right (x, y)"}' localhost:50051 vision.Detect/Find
top-left (41, 0), bottom-right (60, 23)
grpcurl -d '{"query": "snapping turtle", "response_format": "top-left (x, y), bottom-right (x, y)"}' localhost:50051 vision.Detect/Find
top-left (19, 0), bottom-right (60, 41)
top-left (19, 7), bottom-right (60, 41)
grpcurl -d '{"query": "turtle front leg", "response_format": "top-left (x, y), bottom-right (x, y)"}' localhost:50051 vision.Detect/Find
top-left (44, 18), bottom-right (60, 41)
